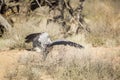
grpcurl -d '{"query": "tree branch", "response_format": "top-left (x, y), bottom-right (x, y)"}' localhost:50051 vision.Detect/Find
top-left (0, 14), bottom-right (12, 31)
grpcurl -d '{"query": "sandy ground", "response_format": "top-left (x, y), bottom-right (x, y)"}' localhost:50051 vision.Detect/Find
top-left (0, 50), bottom-right (24, 80)
top-left (0, 46), bottom-right (120, 80)
top-left (0, 50), bottom-right (54, 80)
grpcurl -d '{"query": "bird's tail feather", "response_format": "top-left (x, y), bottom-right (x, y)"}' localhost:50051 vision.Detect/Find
top-left (47, 40), bottom-right (84, 48)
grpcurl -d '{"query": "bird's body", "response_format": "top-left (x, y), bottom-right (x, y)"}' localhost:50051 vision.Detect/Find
top-left (25, 32), bottom-right (84, 59)
top-left (25, 32), bottom-right (52, 52)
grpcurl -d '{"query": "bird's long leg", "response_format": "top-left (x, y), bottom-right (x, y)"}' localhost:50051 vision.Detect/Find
top-left (42, 44), bottom-right (51, 61)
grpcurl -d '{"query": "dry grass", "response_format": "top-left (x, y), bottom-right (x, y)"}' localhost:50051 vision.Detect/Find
top-left (83, 0), bottom-right (120, 46)
top-left (0, 0), bottom-right (119, 49)
top-left (0, 7), bottom-right (63, 50)
top-left (0, 1), bottom-right (119, 80)
top-left (4, 46), bottom-right (120, 80)
top-left (0, 1), bottom-right (120, 80)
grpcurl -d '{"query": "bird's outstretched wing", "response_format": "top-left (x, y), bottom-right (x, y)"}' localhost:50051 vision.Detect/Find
top-left (25, 33), bottom-right (41, 43)
top-left (47, 40), bottom-right (84, 48)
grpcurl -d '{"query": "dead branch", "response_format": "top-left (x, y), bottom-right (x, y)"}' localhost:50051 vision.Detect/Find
top-left (0, 0), bottom-right (4, 11)
top-left (36, 0), bottom-right (41, 7)
top-left (0, 14), bottom-right (12, 31)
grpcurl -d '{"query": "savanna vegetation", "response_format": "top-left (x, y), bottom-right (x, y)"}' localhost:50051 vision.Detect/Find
top-left (0, 0), bottom-right (120, 80)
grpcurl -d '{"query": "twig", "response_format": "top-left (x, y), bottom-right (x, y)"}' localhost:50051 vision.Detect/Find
top-left (0, 14), bottom-right (12, 31)
top-left (45, 0), bottom-right (52, 6)
top-left (36, 0), bottom-right (41, 8)
top-left (0, 0), bottom-right (4, 12)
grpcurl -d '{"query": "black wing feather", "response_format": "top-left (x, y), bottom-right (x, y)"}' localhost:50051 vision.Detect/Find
top-left (25, 33), bottom-right (41, 43)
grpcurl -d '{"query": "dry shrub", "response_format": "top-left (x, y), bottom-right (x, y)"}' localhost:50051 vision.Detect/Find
top-left (0, 0), bottom-right (120, 49)
top-left (0, 6), bottom-right (63, 49)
